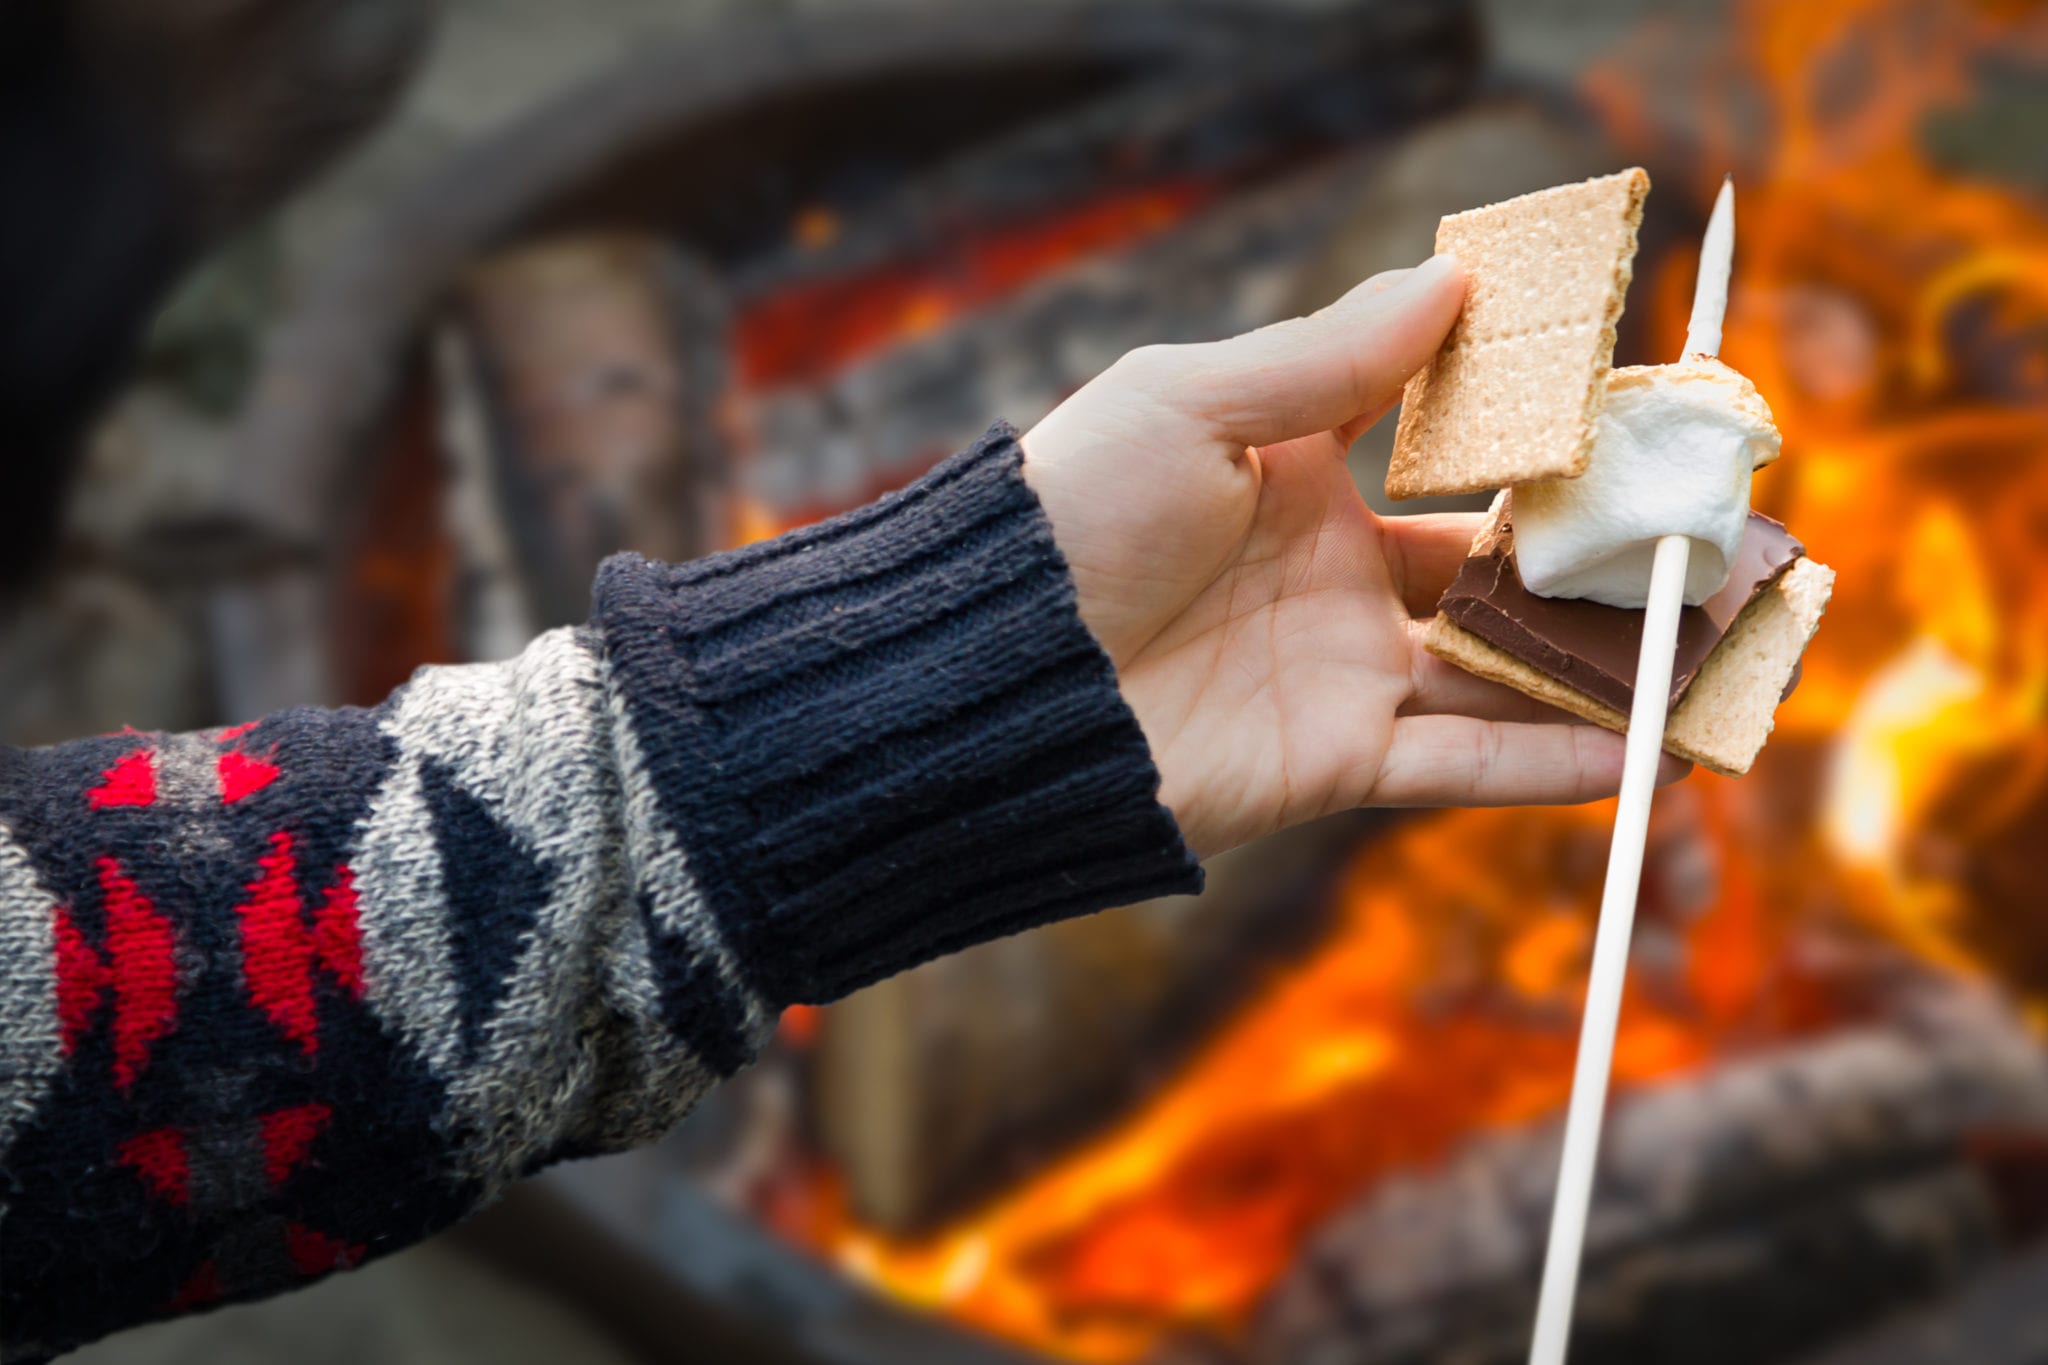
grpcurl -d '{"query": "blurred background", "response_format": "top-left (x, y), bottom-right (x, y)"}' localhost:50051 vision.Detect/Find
top-left (14, 0), bottom-right (2046, 1361)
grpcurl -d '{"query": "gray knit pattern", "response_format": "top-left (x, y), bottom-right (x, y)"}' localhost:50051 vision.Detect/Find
top-left (352, 628), bottom-right (766, 1186)
top-left (0, 425), bottom-right (1198, 1361)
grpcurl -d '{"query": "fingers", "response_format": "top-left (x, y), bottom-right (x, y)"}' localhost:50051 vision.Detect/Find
top-left (1368, 715), bottom-right (1693, 808)
top-left (1399, 647), bottom-right (1583, 724)
top-left (1168, 254), bottom-right (1465, 449)
top-left (1383, 512), bottom-right (1486, 616)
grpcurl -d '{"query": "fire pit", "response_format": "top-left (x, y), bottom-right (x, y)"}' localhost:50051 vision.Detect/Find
top-left (200, 1), bottom-right (2048, 1363)
top-left (208, 0), bottom-right (1488, 710)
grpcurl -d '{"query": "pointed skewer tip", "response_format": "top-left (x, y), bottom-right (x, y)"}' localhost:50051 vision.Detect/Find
top-left (1685, 176), bottom-right (1736, 359)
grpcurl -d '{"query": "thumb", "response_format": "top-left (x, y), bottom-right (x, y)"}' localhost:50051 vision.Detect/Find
top-left (1191, 253), bottom-right (1465, 449)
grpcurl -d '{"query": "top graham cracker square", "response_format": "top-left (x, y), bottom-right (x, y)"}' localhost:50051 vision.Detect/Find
top-left (1385, 168), bottom-right (1650, 500)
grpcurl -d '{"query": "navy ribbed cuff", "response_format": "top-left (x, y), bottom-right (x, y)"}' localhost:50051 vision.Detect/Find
top-left (593, 423), bottom-right (1202, 1006)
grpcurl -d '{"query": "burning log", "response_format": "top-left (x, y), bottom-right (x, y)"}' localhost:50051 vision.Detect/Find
top-left (1239, 980), bottom-right (2048, 1365)
top-left (437, 235), bottom-right (727, 653)
top-left (814, 814), bottom-right (1386, 1234)
top-left (732, 151), bottom-right (1381, 520)
top-left (1794, 1237), bottom-right (2048, 1365)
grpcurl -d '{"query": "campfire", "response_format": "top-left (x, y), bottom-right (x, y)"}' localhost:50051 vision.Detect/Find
top-left (776, 798), bottom-right (1819, 1362)
top-left (210, 1), bottom-right (2048, 1361)
top-left (738, 2), bottom-right (2048, 1361)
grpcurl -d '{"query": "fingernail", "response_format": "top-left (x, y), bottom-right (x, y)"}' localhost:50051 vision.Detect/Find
top-left (1373, 253), bottom-right (1461, 308)
top-left (1406, 252), bottom-right (1461, 287)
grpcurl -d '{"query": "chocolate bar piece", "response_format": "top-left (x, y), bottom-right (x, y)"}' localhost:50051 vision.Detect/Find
top-left (1438, 511), bottom-right (1804, 713)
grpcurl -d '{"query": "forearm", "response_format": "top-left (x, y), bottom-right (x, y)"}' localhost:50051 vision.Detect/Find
top-left (0, 423), bottom-right (1198, 1360)
top-left (596, 422), bottom-right (1202, 1005)
top-left (0, 626), bottom-right (710, 1361)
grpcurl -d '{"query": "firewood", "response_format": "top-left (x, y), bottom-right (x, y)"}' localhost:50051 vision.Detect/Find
top-left (1240, 981), bottom-right (2048, 1365)
top-left (1794, 1238), bottom-right (2048, 1365)
top-left (731, 152), bottom-right (1385, 520)
top-left (814, 814), bottom-right (1390, 1234)
top-left (437, 235), bottom-right (727, 651)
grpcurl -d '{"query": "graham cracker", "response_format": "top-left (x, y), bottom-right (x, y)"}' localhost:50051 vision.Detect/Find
top-left (1387, 168), bottom-right (1650, 501)
top-left (1665, 557), bottom-right (1834, 772)
top-left (1423, 557), bottom-right (1835, 777)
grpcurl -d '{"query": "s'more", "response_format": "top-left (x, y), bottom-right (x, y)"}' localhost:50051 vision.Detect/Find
top-left (1387, 169), bottom-right (1833, 777)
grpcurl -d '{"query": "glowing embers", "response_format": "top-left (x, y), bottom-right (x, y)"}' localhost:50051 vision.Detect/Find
top-left (786, 797), bottom-right (1835, 1363)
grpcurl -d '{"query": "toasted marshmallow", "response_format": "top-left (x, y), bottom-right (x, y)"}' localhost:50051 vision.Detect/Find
top-left (1512, 356), bottom-right (1780, 609)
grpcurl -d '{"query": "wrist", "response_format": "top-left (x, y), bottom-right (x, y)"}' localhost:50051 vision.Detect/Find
top-left (593, 422), bottom-right (1202, 1005)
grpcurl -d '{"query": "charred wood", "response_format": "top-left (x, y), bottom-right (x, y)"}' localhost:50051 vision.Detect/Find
top-left (1242, 983), bottom-right (2048, 1365)
top-left (1793, 1236), bottom-right (2048, 1365)
top-left (736, 153), bottom-right (1371, 517)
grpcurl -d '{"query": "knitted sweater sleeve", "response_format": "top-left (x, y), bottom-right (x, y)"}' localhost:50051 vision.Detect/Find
top-left (0, 423), bottom-right (1201, 1361)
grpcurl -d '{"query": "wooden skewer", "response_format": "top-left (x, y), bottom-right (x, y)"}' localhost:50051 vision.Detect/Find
top-left (1685, 175), bottom-right (1736, 356)
top-left (1526, 174), bottom-right (1735, 1365)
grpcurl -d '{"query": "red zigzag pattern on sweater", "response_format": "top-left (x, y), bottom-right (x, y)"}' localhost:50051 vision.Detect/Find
top-left (86, 749), bottom-right (156, 809)
top-left (284, 1223), bottom-right (365, 1277)
top-left (99, 859), bottom-right (179, 1092)
top-left (235, 833), bottom-right (365, 1054)
top-left (217, 751), bottom-right (280, 804)
top-left (115, 1104), bottom-right (333, 1209)
top-left (115, 1128), bottom-right (189, 1206)
top-left (52, 907), bottom-right (111, 1057)
top-left (259, 1104), bottom-right (332, 1187)
top-left (54, 862), bottom-right (180, 1091)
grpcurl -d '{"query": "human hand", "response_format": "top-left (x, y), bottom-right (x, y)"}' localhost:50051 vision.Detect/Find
top-left (1023, 255), bottom-right (1690, 859)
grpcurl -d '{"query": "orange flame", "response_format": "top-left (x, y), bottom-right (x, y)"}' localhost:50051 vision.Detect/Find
top-left (779, 796), bottom-right (1839, 1362)
top-left (775, 3), bottom-right (2048, 1358)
